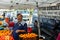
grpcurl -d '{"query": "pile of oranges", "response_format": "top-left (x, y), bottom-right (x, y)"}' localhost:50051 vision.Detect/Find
top-left (0, 30), bottom-right (14, 40)
top-left (0, 36), bottom-right (14, 40)
top-left (5, 36), bottom-right (14, 40)
top-left (0, 30), bottom-right (10, 36)
top-left (19, 33), bottom-right (37, 39)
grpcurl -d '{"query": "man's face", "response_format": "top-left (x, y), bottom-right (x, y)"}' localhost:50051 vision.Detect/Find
top-left (17, 15), bottom-right (22, 21)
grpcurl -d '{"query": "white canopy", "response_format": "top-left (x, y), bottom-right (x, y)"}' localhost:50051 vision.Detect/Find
top-left (0, 0), bottom-right (59, 9)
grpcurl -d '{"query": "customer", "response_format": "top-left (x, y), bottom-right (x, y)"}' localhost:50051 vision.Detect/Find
top-left (12, 13), bottom-right (27, 40)
top-left (33, 20), bottom-right (38, 35)
top-left (32, 20), bottom-right (39, 40)
top-left (8, 21), bottom-right (14, 30)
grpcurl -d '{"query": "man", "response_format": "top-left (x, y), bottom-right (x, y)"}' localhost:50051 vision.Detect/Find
top-left (12, 13), bottom-right (27, 40)
top-left (33, 20), bottom-right (38, 34)
top-left (32, 20), bottom-right (39, 40)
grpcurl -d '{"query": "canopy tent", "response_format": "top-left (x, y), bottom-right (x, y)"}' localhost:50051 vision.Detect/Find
top-left (0, 0), bottom-right (59, 9)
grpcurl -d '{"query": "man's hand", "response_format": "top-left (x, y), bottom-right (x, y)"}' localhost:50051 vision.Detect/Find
top-left (16, 30), bottom-right (25, 33)
top-left (16, 30), bottom-right (20, 33)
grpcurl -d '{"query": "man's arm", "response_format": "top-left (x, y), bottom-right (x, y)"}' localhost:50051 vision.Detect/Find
top-left (16, 30), bottom-right (25, 33)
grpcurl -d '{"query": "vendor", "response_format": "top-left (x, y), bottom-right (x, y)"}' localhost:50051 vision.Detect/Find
top-left (12, 13), bottom-right (27, 40)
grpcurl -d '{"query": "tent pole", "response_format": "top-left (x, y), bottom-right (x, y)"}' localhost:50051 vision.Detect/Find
top-left (36, 2), bottom-right (41, 38)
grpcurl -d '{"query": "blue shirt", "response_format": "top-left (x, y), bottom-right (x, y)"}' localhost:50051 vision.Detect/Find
top-left (13, 21), bottom-right (27, 33)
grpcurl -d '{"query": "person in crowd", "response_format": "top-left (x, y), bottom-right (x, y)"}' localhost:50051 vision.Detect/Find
top-left (4, 17), bottom-right (14, 30)
top-left (3, 21), bottom-right (9, 30)
top-left (53, 20), bottom-right (60, 31)
top-left (11, 13), bottom-right (27, 40)
top-left (8, 21), bottom-right (14, 30)
top-left (32, 20), bottom-right (38, 35)
top-left (32, 20), bottom-right (39, 40)
top-left (2, 17), bottom-right (9, 30)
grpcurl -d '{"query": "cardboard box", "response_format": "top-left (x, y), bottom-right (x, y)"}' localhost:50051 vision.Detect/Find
top-left (39, 39), bottom-right (43, 40)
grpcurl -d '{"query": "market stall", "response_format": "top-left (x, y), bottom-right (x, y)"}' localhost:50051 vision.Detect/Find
top-left (0, 0), bottom-right (59, 40)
